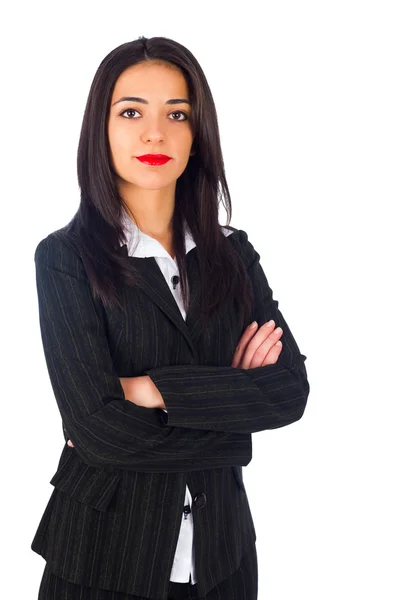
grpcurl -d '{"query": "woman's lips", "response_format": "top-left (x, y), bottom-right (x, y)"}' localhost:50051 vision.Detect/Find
top-left (136, 154), bottom-right (172, 166)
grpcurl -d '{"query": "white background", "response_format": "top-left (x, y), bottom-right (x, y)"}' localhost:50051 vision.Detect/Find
top-left (1, 1), bottom-right (399, 598)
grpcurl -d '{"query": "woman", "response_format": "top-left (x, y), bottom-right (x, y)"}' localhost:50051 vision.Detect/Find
top-left (32, 36), bottom-right (310, 600)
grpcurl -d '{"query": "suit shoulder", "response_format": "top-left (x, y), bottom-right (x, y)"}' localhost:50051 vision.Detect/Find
top-left (34, 227), bottom-right (84, 277)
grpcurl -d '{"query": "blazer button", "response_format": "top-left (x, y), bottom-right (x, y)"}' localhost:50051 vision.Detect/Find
top-left (193, 493), bottom-right (206, 509)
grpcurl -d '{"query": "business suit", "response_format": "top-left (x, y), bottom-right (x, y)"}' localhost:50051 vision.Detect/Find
top-left (114, 209), bottom-right (236, 586)
top-left (31, 225), bottom-right (310, 599)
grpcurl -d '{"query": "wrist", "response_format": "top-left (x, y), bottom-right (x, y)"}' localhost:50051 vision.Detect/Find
top-left (144, 375), bottom-right (166, 409)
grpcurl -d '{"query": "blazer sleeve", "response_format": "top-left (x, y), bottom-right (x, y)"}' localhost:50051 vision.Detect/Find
top-left (144, 230), bottom-right (310, 434)
top-left (34, 234), bottom-right (251, 472)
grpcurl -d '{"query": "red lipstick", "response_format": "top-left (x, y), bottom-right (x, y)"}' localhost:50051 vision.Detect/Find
top-left (136, 154), bottom-right (172, 166)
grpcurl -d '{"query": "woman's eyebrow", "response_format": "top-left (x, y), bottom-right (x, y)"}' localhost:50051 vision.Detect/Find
top-left (112, 96), bottom-right (191, 106)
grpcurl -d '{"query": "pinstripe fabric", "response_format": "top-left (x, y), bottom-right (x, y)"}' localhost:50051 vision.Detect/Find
top-left (31, 226), bottom-right (309, 599)
top-left (38, 542), bottom-right (258, 599)
top-left (117, 213), bottom-right (234, 586)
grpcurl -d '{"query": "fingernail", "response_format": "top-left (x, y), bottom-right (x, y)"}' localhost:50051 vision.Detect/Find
top-left (249, 321), bottom-right (257, 329)
top-left (267, 320), bottom-right (274, 326)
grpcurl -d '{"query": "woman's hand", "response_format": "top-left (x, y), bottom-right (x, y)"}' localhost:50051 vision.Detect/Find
top-left (231, 320), bottom-right (283, 369)
top-left (67, 376), bottom-right (164, 448)
top-left (119, 376), bottom-right (156, 408)
top-left (121, 376), bottom-right (165, 409)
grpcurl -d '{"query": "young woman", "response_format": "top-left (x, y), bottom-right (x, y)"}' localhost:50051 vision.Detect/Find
top-left (32, 36), bottom-right (310, 600)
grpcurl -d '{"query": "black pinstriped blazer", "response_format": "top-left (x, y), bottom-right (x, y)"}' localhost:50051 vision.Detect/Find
top-left (30, 225), bottom-right (310, 600)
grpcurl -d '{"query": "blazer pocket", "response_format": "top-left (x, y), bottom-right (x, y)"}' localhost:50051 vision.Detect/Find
top-left (232, 465), bottom-right (246, 493)
top-left (49, 444), bottom-right (122, 511)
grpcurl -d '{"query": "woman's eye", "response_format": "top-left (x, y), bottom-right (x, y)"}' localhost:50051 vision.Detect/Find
top-left (121, 108), bottom-right (139, 119)
top-left (169, 111), bottom-right (188, 121)
top-left (120, 109), bottom-right (188, 121)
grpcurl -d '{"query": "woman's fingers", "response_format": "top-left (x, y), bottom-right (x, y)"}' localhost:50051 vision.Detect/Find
top-left (231, 322), bottom-right (259, 368)
top-left (231, 320), bottom-right (283, 370)
top-left (240, 321), bottom-right (282, 370)
top-left (260, 341), bottom-right (283, 366)
top-left (67, 439), bottom-right (74, 447)
top-left (247, 324), bottom-right (283, 369)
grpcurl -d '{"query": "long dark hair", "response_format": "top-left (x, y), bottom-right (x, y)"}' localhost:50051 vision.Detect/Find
top-left (64, 36), bottom-right (254, 334)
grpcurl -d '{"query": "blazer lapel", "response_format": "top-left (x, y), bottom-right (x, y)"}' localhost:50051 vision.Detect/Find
top-left (118, 244), bottom-right (202, 358)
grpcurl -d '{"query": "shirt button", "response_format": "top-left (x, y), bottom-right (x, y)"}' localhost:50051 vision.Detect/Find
top-left (171, 275), bottom-right (180, 289)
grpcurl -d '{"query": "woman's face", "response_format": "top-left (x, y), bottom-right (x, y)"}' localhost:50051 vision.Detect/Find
top-left (108, 61), bottom-right (194, 192)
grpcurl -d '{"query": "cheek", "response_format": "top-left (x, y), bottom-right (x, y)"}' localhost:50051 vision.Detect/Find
top-left (108, 123), bottom-right (133, 155)
top-left (174, 133), bottom-right (194, 161)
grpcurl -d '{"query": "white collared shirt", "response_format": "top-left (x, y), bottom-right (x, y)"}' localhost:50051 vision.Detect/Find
top-left (120, 208), bottom-right (233, 584)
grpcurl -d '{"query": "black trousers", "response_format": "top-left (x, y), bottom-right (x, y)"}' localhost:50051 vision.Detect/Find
top-left (38, 542), bottom-right (258, 599)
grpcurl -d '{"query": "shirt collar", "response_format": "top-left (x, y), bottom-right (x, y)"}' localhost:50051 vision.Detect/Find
top-left (120, 207), bottom-right (196, 259)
